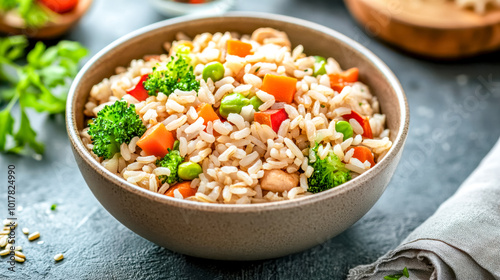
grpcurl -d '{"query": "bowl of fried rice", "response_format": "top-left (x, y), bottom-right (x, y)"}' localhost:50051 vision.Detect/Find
top-left (66, 12), bottom-right (409, 260)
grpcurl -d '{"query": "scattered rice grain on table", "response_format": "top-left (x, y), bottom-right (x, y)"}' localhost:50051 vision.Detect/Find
top-left (28, 232), bottom-right (40, 241)
top-left (54, 253), bottom-right (64, 261)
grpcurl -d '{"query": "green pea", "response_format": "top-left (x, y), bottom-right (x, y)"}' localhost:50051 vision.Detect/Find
top-left (178, 162), bottom-right (202, 180)
top-left (313, 56), bottom-right (327, 76)
top-left (202, 62), bottom-right (225, 82)
top-left (335, 121), bottom-right (353, 141)
top-left (219, 92), bottom-right (249, 118)
top-left (249, 96), bottom-right (263, 112)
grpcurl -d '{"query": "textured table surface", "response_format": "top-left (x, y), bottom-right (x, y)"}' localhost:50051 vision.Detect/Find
top-left (1, 0), bottom-right (500, 279)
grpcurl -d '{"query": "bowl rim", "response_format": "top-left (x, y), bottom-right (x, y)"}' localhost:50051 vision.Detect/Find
top-left (147, 0), bottom-right (234, 15)
top-left (149, 0), bottom-right (230, 7)
top-left (66, 11), bottom-right (409, 213)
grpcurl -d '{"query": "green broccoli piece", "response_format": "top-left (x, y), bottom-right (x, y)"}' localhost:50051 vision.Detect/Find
top-left (143, 54), bottom-right (200, 97)
top-left (88, 100), bottom-right (146, 159)
top-left (307, 143), bottom-right (351, 193)
top-left (156, 149), bottom-right (184, 185)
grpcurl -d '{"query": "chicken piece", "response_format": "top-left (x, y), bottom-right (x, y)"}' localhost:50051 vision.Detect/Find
top-left (251, 28), bottom-right (291, 49)
top-left (260, 170), bottom-right (299, 192)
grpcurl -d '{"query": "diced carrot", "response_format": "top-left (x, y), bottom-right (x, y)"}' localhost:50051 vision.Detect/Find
top-left (349, 146), bottom-right (375, 167)
top-left (165, 181), bottom-right (197, 198)
top-left (254, 108), bottom-right (288, 133)
top-left (227, 39), bottom-right (253, 57)
top-left (342, 67), bottom-right (359, 82)
top-left (260, 74), bottom-right (297, 104)
top-left (328, 67), bottom-right (359, 92)
top-left (136, 123), bottom-right (175, 157)
top-left (126, 74), bottom-right (150, 101)
top-left (342, 110), bottom-right (373, 139)
top-left (196, 103), bottom-right (219, 125)
top-left (329, 67), bottom-right (359, 83)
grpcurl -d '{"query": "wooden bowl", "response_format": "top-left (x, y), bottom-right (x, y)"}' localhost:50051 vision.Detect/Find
top-left (345, 0), bottom-right (500, 59)
top-left (66, 13), bottom-right (409, 260)
top-left (0, 0), bottom-right (92, 39)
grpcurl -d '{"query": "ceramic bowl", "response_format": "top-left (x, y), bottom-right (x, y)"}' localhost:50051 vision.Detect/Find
top-left (147, 0), bottom-right (234, 17)
top-left (66, 12), bottom-right (409, 261)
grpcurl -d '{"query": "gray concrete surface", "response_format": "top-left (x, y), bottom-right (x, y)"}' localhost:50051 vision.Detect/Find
top-left (1, 0), bottom-right (500, 279)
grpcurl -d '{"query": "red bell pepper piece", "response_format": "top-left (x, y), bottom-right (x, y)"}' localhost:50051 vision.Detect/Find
top-left (342, 110), bottom-right (373, 139)
top-left (254, 108), bottom-right (288, 133)
top-left (126, 74), bottom-right (150, 102)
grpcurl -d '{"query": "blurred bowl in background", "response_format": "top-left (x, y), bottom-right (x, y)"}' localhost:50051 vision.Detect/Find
top-left (147, 0), bottom-right (234, 17)
top-left (0, 0), bottom-right (92, 39)
top-left (345, 0), bottom-right (500, 59)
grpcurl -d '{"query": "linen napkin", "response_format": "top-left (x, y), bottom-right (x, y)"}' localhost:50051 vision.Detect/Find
top-left (347, 138), bottom-right (500, 280)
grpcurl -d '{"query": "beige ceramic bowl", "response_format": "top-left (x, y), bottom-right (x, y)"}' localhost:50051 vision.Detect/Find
top-left (66, 13), bottom-right (409, 261)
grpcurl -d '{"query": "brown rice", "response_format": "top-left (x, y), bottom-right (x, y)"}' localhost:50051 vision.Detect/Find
top-left (81, 28), bottom-right (392, 204)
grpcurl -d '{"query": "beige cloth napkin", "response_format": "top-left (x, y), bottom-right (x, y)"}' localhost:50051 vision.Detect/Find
top-left (347, 138), bottom-right (500, 280)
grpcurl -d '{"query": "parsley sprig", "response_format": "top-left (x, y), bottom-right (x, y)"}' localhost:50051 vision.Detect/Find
top-left (384, 267), bottom-right (410, 280)
top-left (0, 35), bottom-right (88, 156)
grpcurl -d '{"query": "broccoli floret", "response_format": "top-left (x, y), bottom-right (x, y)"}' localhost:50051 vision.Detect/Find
top-left (307, 143), bottom-right (351, 193)
top-left (143, 54), bottom-right (200, 97)
top-left (156, 149), bottom-right (184, 185)
top-left (88, 100), bottom-right (146, 159)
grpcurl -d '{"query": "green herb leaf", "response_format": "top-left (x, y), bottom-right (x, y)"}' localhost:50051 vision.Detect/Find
top-left (403, 267), bottom-right (409, 278)
top-left (11, 108), bottom-right (45, 154)
top-left (56, 41), bottom-right (90, 63)
top-left (385, 267), bottom-right (410, 280)
top-left (18, 0), bottom-right (49, 27)
top-left (0, 109), bottom-right (15, 151)
top-left (27, 41), bottom-right (46, 67)
top-left (0, 0), bottom-right (49, 27)
top-left (38, 65), bottom-right (68, 87)
top-left (0, 36), bottom-right (88, 156)
top-left (0, 36), bottom-right (26, 83)
top-left (0, 35), bottom-right (28, 61)
top-left (51, 204), bottom-right (57, 210)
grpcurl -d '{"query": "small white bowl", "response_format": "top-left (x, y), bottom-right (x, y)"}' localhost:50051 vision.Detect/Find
top-left (148, 0), bottom-right (234, 17)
